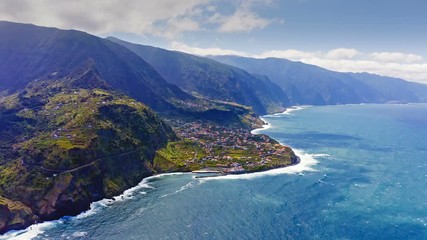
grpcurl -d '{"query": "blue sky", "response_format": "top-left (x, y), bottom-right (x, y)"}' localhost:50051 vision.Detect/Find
top-left (169, 0), bottom-right (427, 56)
top-left (1, 0), bottom-right (427, 83)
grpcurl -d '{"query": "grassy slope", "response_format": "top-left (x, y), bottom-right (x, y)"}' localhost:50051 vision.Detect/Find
top-left (0, 78), bottom-right (176, 232)
top-left (0, 73), bottom-right (269, 234)
top-left (0, 21), bottom-right (292, 234)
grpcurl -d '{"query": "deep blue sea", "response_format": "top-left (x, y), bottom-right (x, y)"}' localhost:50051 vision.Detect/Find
top-left (3, 104), bottom-right (427, 240)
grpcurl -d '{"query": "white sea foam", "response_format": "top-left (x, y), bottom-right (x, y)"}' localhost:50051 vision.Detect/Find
top-left (148, 172), bottom-right (186, 178)
top-left (71, 231), bottom-right (88, 237)
top-left (110, 178), bottom-right (155, 203)
top-left (76, 174), bottom-right (189, 217)
top-left (0, 220), bottom-right (61, 240)
top-left (209, 107), bottom-right (326, 181)
top-left (0, 172), bottom-right (188, 239)
top-left (161, 177), bottom-right (207, 198)
top-left (251, 117), bottom-right (271, 134)
top-left (76, 177), bottom-right (156, 219)
top-left (311, 153), bottom-right (331, 158)
top-left (279, 105), bottom-right (311, 115)
top-left (251, 106), bottom-right (310, 134)
top-left (261, 106), bottom-right (310, 118)
top-left (201, 148), bottom-right (319, 181)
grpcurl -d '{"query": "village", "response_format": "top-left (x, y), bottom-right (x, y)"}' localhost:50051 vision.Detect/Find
top-left (173, 121), bottom-right (297, 173)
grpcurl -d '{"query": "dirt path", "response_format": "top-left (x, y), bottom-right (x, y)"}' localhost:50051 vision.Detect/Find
top-left (20, 149), bottom-right (140, 175)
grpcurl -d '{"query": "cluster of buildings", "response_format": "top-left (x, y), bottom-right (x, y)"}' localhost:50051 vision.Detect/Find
top-left (174, 122), bottom-right (292, 171)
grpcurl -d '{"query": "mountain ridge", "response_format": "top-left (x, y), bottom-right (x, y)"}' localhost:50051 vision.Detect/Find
top-left (0, 21), bottom-right (193, 112)
top-left (0, 21), bottom-right (281, 233)
top-left (107, 37), bottom-right (289, 115)
top-left (209, 55), bottom-right (427, 105)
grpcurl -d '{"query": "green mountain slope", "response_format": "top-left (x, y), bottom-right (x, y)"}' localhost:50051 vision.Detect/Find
top-left (0, 22), bottom-right (269, 234)
top-left (0, 21), bottom-right (193, 112)
top-left (108, 37), bottom-right (289, 115)
top-left (0, 21), bottom-right (185, 233)
top-left (0, 75), bottom-right (177, 233)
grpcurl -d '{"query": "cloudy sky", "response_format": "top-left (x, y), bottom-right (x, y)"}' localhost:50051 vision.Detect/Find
top-left (1, 0), bottom-right (427, 83)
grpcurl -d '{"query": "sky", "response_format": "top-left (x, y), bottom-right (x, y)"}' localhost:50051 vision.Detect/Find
top-left (1, 0), bottom-right (427, 83)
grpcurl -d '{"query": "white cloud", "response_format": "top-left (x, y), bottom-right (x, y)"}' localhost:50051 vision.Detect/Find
top-left (0, 0), bottom-right (280, 38)
top-left (216, 9), bottom-right (271, 33)
top-left (325, 48), bottom-right (360, 59)
top-left (2, 1), bottom-right (424, 83)
top-left (254, 49), bottom-right (319, 59)
top-left (305, 58), bottom-right (427, 84)
top-left (170, 42), bottom-right (249, 56)
top-left (209, 0), bottom-right (275, 33)
top-left (254, 48), bottom-right (360, 61)
top-left (0, 0), bottom-right (211, 37)
top-left (160, 17), bottom-right (200, 39)
top-left (258, 50), bottom-right (427, 84)
top-left (0, 0), bottom-right (209, 34)
top-left (370, 52), bottom-right (423, 63)
top-left (169, 43), bottom-right (427, 84)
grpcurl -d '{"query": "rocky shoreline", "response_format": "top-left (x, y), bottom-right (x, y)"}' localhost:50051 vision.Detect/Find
top-left (193, 155), bottom-right (300, 178)
top-left (0, 115), bottom-right (299, 235)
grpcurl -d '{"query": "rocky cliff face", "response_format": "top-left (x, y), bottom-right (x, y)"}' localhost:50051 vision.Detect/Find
top-left (0, 197), bottom-right (37, 233)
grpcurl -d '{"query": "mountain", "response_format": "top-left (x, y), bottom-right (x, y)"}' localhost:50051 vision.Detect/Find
top-left (0, 77), bottom-right (177, 233)
top-left (108, 37), bottom-right (289, 115)
top-left (0, 21), bottom-right (185, 233)
top-left (347, 72), bottom-right (427, 102)
top-left (0, 22), bottom-right (265, 233)
top-left (210, 55), bottom-right (427, 105)
top-left (0, 21), bottom-right (193, 112)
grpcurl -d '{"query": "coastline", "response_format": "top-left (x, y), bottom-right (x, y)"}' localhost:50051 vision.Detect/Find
top-left (0, 172), bottom-right (189, 240)
top-left (1, 106), bottom-right (315, 239)
top-left (205, 105), bottom-right (318, 180)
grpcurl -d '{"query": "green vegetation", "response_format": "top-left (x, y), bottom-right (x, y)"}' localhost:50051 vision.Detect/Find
top-left (0, 196), bottom-right (37, 233)
top-left (154, 122), bottom-right (297, 174)
top-left (0, 21), bottom-right (296, 234)
top-left (0, 78), bottom-right (177, 233)
top-left (0, 61), bottom-right (270, 234)
top-left (108, 37), bottom-right (288, 115)
top-left (154, 140), bottom-right (207, 172)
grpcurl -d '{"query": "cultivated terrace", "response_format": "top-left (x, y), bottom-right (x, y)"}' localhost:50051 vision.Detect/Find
top-left (154, 121), bottom-right (298, 174)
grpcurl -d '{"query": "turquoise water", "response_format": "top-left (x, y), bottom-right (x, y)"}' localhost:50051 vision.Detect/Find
top-left (3, 104), bottom-right (427, 240)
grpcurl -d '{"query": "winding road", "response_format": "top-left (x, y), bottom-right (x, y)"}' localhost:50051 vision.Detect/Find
top-left (20, 148), bottom-right (141, 175)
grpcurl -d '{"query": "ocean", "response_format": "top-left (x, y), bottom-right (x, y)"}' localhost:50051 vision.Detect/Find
top-left (2, 104), bottom-right (427, 240)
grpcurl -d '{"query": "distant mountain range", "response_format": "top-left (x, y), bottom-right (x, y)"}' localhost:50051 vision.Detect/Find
top-left (108, 37), bottom-right (289, 115)
top-left (210, 55), bottom-right (427, 105)
top-left (107, 36), bottom-right (427, 108)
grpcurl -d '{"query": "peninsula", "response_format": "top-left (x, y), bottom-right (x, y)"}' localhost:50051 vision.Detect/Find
top-left (155, 121), bottom-right (298, 174)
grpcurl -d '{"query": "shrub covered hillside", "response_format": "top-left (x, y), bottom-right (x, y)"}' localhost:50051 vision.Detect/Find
top-left (0, 78), bottom-right (176, 233)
